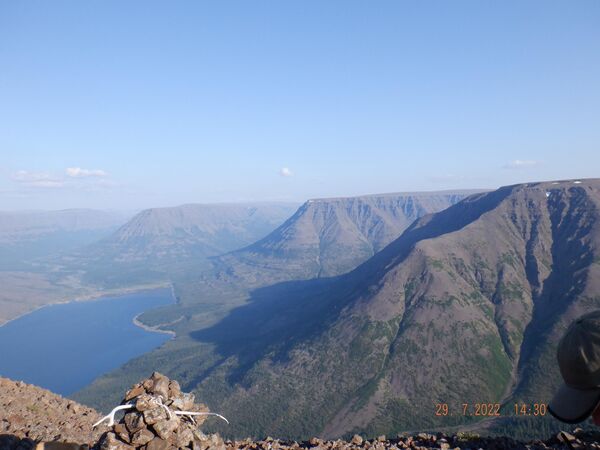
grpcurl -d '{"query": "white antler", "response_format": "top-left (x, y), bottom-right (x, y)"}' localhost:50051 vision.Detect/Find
top-left (156, 397), bottom-right (173, 420)
top-left (92, 396), bottom-right (229, 428)
top-left (173, 411), bottom-right (230, 424)
top-left (93, 403), bottom-right (134, 428)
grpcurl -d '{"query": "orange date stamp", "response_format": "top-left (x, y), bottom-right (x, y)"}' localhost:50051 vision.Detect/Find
top-left (434, 403), bottom-right (548, 417)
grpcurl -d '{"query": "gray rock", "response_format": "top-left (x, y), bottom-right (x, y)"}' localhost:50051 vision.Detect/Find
top-left (170, 392), bottom-right (195, 411)
top-left (150, 373), bottom-right (170, 399)
top-left (152, 417), bottom-right (179, 440)
top-left (175, 428), bottom-right (195, 449)
top-left (142, 378), bottom-right (154, 392)
top-left (99, 432), bottom-right (134, 450)
top-left (131, 428), bottom-right (155, 446)
top-left (351, 436), bottom-right (363, 446)
top-left (124, 412), bottom-right (145, 434)
top-left (143, 407), bottom-right (168, 425)
top-left (192, 439), bottom-right (210, 450)
top-left (113, 424), bottom-right (130, 443)
top-left (134, 394), bottom-right (156, 412)
top-left (146, 437), bottom-right (172, 450)
top-left (67, 402), bottom-right (82, 414)
top-left (168, 380), bottom-right (181, 399)
top-left (124, 386), bottom-right (145, 401)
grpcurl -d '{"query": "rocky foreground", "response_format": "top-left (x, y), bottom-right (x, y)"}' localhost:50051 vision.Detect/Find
top-left (2, 374), bottom-right (600, 450)
top-left (0, 376), bottom-right (102, 445)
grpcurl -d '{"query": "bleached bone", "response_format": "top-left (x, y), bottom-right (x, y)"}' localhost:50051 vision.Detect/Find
top-left (93, 403), bottom-right (134, 428)
top-left (173, 411), bottom-right (230, 424)
top-left (92, 397), bottom-right (229, 428)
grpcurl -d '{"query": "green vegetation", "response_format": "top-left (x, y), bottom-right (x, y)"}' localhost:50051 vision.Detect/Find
top-left (479, 302), bottom-right (495, 320)
top-left (500, 252), bottom-right (517, 268)
top-left (427, 257), bottom-right (445, 271)
top-left (404, 278), bottom-right (417, 300)
top-left (26, 404), bottom-right (39, 413)
top-left (497, 281), bottom-right (524, 301)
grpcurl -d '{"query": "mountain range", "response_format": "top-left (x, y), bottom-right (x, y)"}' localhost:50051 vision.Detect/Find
top-left (72, 190), bottom-right (481, 410)
top-left (65, 203), bottom-right (299, 287)
top-left (131, 191), bottom-right (479, 338)
top-left (210, 191), bottom-right (480, 286)
top-left (74, 179), bottom-right (600, 440)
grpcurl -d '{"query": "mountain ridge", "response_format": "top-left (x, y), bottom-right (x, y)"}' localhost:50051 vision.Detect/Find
top-left (210, 190), bottom-right (483, 285)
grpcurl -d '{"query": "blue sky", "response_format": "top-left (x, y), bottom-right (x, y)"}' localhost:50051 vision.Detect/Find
top-left (1, 1), bottom-right (599, 210)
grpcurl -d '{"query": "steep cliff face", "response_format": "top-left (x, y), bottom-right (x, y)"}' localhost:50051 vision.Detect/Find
top-left (187, 180), bottom-right (600, 439)
top-left (211, 191), bottom-right (479, 285)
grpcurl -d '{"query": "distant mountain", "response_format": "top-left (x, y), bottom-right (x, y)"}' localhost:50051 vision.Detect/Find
top-left (76, 179), bottom-right (599, 440)
top-left (0, 209), bottom-right (130, 239)
top-left (72, 203), bottom-right (298, 286)
top-left (0, 209), bottom-right (131, 269)
top-left (211, 191), bottom-right (481, 285)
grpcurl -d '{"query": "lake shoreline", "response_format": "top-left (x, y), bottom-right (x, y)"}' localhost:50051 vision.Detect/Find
top-left (132, 313), bottom-right (176, 336)
top-left (0, 282), bottom-right (172, 329)
top-left (0, 287), bottom-right (177, 396)
top-left (131, 283), bottom-right (179, 337)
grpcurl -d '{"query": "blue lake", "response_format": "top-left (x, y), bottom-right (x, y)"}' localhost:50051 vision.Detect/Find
top-left (0, 288), bottom-right (174, 396)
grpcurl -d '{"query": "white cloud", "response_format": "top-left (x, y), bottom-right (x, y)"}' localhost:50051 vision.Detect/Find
top-left (11, 167), bottom-right (111, 190)
top-left (503, 160), bottom-right (542, 169)
top-left (280, 167), bottom-right (293, 177)
top-left (12, 170), bottom-right (65, 188)
top-left (65, 167), bottom-right (108, 178)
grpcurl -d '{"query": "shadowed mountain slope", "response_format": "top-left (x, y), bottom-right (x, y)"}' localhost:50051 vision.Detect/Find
top-left (182, 179), bottom-right (600, 439)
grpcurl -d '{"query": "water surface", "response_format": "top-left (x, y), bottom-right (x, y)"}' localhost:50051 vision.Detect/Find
top-left (0, 288), bottom-right (173, 395)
